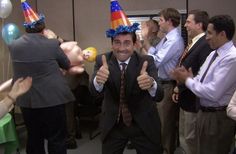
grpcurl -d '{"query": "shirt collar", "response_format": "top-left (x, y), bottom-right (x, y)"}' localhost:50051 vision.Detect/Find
top-left (216, 41), bottom-right (234, 56)
top-left (117, 57), bottom-right (130, 66)
top-left (192, 32), bottom-right (205, 44)
top-left (165, 28), bottom-right (179, 40)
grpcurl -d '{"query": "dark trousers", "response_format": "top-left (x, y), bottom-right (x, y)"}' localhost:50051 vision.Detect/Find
top-left (157, 83), bottom-right (179, 154)
top-left (65, 101), bottom-right (77, 143)
top-left (197, 110), bottom-right (235, 154)
top-left (21, 104), bottom-right (67, 154)
top-left (102, 121), bottom-right (162, 154)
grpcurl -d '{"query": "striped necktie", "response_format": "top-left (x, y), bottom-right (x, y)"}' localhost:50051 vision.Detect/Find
top-left (178, 40), bottom-right (193, 66)
top-left (117, 63), bottom-right (132, 127)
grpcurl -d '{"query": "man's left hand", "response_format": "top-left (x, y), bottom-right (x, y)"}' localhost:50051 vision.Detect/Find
top-left (137, 61), bottom-right (154, 90)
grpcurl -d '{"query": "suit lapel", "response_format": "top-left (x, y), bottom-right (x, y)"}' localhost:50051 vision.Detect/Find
top-left (188, 35), bottom-right (205, 54)
top-left (107, 52), bottom-right (140, 101)
top-left (125, 53), bottom-right (139, 98)
top-left (108, 54), bottom-right (121, 97)
top-left (183, 35), bottom-right (205, 61)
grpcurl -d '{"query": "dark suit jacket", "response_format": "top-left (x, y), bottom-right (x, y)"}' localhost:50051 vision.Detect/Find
top-left (178, 35), bottom-right (212, 112)
top-left (90, 51), bottom-right (164, 146)
top-left (9, 33), bottom-right (74, 108)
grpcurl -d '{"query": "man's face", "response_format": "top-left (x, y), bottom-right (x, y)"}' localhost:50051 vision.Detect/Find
top-left (206, 23), bottom-right (221, 49)
top-left (159, 15), bottom-right (168, 33)
top-left (112, 34), bottom-right (135, 62)
top-left (185, 14), bottom-right (199, 39)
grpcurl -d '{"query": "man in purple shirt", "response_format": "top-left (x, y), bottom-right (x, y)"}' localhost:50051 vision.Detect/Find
top-left (171, 15), bottom-right (236, 154)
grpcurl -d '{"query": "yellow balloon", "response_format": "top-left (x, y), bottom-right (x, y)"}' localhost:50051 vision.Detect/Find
top-left (82, 47), bottom-right (97, 62)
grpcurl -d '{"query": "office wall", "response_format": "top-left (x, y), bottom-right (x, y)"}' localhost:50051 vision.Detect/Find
top-left (75, 0), bottom-right (185, 76)
top-left (0, 0), bottom-right (235, 82)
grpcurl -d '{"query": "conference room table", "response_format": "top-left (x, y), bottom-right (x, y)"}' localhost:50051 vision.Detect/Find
top-left (0, 113), bottom-right (19, 154)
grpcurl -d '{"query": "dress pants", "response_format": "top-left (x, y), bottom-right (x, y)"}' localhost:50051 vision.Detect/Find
top-left (21, 104), bottom-right (67, 154)
top-left (157, 83), bottom-right (179, 154)
top-left (197, 110), bottom-right (235, 154)
top-left (102, 121), bottom-right (162, 154)
top-left (179, 109), bottom-right (197, 154)
top-left (65, 101), bottom-right (77, 143)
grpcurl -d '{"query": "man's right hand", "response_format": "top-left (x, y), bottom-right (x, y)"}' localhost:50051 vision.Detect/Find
top-left (96, 55), bottom-right (109, 85)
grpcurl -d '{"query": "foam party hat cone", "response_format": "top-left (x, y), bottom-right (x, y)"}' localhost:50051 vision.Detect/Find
top-left (106, 0), bottom-right (139, 37)
top-left (21, 0), bottom-right (45, 28)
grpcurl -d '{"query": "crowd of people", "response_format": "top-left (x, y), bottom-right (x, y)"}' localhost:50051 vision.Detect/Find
top-left (1, 0), bottom-right (236, 154)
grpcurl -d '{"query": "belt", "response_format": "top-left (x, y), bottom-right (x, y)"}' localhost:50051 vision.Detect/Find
top-left (200, 106), bottom-right (227, 112)
top-left (159, 80), bottom-right (176, 85)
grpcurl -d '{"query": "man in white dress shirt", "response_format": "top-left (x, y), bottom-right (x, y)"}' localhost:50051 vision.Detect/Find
top-left (147, 8), bottom-right (184, 154)
top-left (171, 15), bottom-right (236, 154)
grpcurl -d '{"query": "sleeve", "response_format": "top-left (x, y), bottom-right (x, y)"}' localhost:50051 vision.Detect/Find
top-left (146, 56), bottom-right (164, 101)
top-left (148, 38), bottom-right (182, 68)
top-left (55, 42), bottom-right (71, 70)
top-left (185, 58), bottom-right (236, 102)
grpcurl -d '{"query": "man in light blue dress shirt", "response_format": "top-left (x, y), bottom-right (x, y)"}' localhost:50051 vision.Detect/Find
top-left (147, 8), bottom-right (184, 154)
top-left (171, 15), bottom-right (236, 154)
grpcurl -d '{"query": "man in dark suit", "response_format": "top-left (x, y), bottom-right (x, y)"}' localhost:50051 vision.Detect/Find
top-left (8, 3), bottom-right (74, 153)
top-left (172, 10), bottom-right (212, 154)
top-left (90, 29), bottom-right (163, 153)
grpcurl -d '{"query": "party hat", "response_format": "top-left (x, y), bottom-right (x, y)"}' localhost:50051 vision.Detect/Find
top-left (21, 0), bottom-right (45, 28)
top-left (106, 0), bottom-right (139, 38)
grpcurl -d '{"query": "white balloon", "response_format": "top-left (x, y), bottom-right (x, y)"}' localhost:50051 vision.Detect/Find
top-left (0, 0), bottom-right (12, 19)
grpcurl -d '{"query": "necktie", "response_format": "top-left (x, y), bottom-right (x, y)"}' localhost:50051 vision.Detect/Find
top-left (118, 63), bottom-right (132, 127)
top-left (200, 51), bottom-right (218, 82)
top-left (163, 37), bottom-right (167, 45)
top-left (178, 40), bottom-right (193, 66)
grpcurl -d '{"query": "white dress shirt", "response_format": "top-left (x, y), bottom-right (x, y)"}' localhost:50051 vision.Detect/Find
top-left (186, 41), bottom-right (236, 107)
top-left (148, 28), bottom-right (184, 80)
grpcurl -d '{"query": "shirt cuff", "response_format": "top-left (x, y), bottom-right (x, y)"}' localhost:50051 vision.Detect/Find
top-left (93, 76), bottom-right (104, 92)
top-left (148, 80), bottom-right (157, 97)
top-left (148, 46), bottom-right (156, 54)
top-left (185, 77), bottom-right (194, 89)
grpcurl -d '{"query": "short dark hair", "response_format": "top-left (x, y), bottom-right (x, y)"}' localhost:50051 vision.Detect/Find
top-left (209, 15), bottom-right (235, 40)
top-left (25, 22), bottom-right (45, 33)
top-left (111, 31), bottom-right (137, 43)
top-left (159, 8), bottom-right (180, 27)
top-left (189, 10), bottom-right (209, 31)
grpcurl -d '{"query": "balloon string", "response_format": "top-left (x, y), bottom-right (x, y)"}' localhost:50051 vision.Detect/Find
top-left (1, 18), bottom-right (5, 82)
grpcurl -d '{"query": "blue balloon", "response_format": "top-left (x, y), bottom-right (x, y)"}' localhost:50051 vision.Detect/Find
top-left (2, 23), bottom-right (20, 45)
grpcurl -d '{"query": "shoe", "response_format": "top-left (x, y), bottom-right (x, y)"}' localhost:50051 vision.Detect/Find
top-left (66, 140), bottom-right (77, 149)
top-left (126, 142), bottom-right (134, 150)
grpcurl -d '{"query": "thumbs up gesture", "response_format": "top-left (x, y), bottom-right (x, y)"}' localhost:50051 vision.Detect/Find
top-left (96, 55), bottom-right (110, 85)
top-left (137, 61), bottom-right (155, 90)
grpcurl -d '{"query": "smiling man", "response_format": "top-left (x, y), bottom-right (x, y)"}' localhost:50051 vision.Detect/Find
top-left (89, 1), bottom-right (164, 154)
top-left (172, 10), bottom-right (212, 154)
top-left (171, 15), bottom-right (236, 154)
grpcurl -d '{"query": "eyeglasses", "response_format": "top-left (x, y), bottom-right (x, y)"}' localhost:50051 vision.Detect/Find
top-left (113, 40), bottom-right (133, 48)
